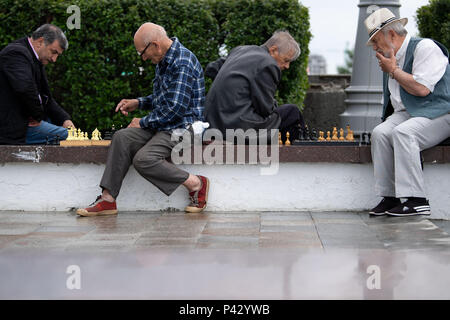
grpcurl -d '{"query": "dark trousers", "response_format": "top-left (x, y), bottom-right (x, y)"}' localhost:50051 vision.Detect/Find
top-left (100, 128), bottom-right (189, 198)
top-left (277, 104), bottom-right (305, 142)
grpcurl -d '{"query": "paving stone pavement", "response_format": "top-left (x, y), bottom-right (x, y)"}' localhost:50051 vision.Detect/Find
top-left (0, 211), bottom-right (449, 252)
top-left (1, 211), bottom-right (449, 299)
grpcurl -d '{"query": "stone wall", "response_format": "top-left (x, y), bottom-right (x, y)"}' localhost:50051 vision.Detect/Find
top-left (302, 75), bottom-right (351, 132)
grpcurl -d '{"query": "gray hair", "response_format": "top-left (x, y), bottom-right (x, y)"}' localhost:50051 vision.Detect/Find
top-left (381, 21), bottom-right (408, 37)
top-left (263, 30), bottom-right (301, 61)
top-left (32, 24), bottom-right (68, 50)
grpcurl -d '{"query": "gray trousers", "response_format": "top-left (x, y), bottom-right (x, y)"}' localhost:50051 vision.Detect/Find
top-left (100, 128), bottom-right (189, 198)
top-left (371, 111), bottom-right (450, 198)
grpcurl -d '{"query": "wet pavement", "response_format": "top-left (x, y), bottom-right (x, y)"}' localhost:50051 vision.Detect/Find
top-left (0, 210), bottom-right (449, 299)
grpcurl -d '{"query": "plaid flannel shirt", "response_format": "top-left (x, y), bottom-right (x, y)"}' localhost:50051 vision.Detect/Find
top-left (138, 38), bottom-right (205, 131)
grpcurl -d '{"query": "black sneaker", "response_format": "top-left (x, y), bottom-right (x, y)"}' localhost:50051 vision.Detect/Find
top-left (369, 197), bottom-right (401, 216)
top-left (386, 199), bottom-right (431, 216)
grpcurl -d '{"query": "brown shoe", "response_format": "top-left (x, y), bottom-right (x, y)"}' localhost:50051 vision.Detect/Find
top-left (76, 196), bottom-right (118, 217)
top-left (185, 176), bottom-right (209, 213)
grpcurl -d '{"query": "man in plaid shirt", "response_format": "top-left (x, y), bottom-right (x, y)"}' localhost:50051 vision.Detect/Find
top-left (77, 22), bottom-right (210, 216)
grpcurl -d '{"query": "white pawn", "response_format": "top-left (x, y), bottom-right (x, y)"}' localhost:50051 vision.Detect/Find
top-left (66, 127), bottom-right (73, 140)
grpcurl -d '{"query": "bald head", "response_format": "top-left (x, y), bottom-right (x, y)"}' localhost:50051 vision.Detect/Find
top-left (134, 22), bottom-right (172, 64)
top-left (134, 22), bottom-right (167, 44)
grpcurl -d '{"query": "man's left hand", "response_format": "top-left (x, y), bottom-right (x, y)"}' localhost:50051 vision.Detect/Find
top-left (127, 118), bottom-right (142, 128)
top-left (63, 120), bottom-right (76, 129)
top-left (376, 49), bottom-right (397, 74)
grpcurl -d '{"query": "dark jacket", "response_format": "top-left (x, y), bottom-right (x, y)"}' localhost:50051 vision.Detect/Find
top-left (204, 45), bottom-right (281, 135)
top-left (0, 37), bottom-right (71, 144)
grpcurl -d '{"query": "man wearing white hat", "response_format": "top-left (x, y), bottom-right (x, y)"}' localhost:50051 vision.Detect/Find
top-left (365, 8), bottom-right (450, 216)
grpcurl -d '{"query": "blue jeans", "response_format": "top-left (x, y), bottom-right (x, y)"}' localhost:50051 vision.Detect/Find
top-left (26, 121), bottom-right (68, 144)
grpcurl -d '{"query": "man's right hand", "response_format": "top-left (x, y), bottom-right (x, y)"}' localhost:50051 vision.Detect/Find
top-left (115, 99), bottom-right (139, 116)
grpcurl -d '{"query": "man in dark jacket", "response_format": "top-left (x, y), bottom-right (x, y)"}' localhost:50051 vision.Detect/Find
top-left (0, 24), bottom-right (74, 145)
top-left (204, 30), bottom-right (304, 142)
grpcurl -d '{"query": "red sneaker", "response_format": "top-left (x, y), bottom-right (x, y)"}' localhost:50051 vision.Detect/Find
top-left (185, 176), bottom-right (209, 213)
top-left (76, 195), bottom-right (118, 217)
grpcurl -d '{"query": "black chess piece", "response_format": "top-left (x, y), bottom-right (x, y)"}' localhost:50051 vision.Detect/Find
top-left (111, 124), bottom-right (117, 138)
top-left (103, 131), bottom-right (112, 140)
top-left (360, 132), bottom-right (367, 145)
top-left (55, 135), bottom-right (60, 145)
top-left (304, 126), bottom-right (310, 141)
top-left (297, 125), bottom-right (305, 141)
top-left (310, 129), bottom-right (318, 141)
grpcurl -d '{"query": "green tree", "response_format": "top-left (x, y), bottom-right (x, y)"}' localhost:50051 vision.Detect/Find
top-left (337, 44), bottom-right (354, 75)
top-left (217, 0), bottom-right (312, 106)
top-left (416, 0), bottom-right (450, 49)
top-left (0, 0), bottom-right (311, 132)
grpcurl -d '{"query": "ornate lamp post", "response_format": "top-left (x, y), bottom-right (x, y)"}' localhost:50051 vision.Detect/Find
top-left (340, 0), bottom-right (402, 135)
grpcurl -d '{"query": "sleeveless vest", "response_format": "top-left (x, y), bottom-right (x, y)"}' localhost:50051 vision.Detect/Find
top-left (382, 37), bottom-right (450, 121)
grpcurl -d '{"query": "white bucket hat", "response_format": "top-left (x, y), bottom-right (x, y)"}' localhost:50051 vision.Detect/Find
top-left (364, 8), bottom-right (408, 45)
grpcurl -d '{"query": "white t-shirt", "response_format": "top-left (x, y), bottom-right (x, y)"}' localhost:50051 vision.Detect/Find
top-left (389, 33), bottom-right (448, 113)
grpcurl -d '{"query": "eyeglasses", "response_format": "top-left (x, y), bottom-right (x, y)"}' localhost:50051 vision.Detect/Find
top-left (137, 41), bottom-right (153, 56)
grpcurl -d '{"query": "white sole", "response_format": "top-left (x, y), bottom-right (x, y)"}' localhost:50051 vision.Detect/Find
top-left (369, 211), bottom-right (387, 216)
top-left (76, 208), bottom-right (118, 217)
top-left (387, 211), bottom-right (431, 217)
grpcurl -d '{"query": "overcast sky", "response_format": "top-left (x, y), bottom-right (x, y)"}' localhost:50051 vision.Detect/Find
top-left (300, 0), bottom-right (431, 73)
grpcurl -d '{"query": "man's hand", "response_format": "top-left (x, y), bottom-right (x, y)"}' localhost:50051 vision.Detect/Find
top-left (116, 99), bottom-right (139, 116)
top-left (376, 49), bottom-right (397, 74)
top-left (63, 120), bottom-right (76, 129)
top-left (376, 48), bottom-right (430, 97)
top-left (127, 117), bottom-right (142, 128)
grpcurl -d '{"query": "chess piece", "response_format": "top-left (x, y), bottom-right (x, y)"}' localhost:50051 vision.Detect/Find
top-left (278, 132), bottom-right (282, 145)
top-left (67, 127), bottom-right (74, 140)
top-left (339, 128), bottom-right (345, 141)
top-left (77, 128), bottom-right (82, 140)
top-left (345, 125), bottom-right (352, 141)
top-left (311, 129), bottom-right (318, 141)
top-left (304, 125), bottom-right (310, 141)
top-left (361, 132), bottom-right (367, 144)
top-left (318, 131), bottom-right (325, 141)
top-left (84, 132), bottom-right (89, 140)
top-left (298, 125), bottom-right (305, 141)
top-left (326, 131), bottom-right (331, 141)
top-left (285, 132), bottom-right (291, 146)
top-left (332, 127), bottom-right (338, 141)
top-left (91, 128), bottom-right (100, 140)
top-left (346, 128), bottom-right (354, 141)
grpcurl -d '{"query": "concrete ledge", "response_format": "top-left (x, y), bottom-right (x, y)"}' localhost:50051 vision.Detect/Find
top-left (0, 145), bottom-right (449, 219)
top-left (1, 144), bottom-right (449, 164)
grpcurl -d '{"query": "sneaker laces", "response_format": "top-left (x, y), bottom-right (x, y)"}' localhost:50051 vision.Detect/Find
top-left (89, 195), bottom-right (102, 206)
top-left (189, 191), bottom-right (199, 205)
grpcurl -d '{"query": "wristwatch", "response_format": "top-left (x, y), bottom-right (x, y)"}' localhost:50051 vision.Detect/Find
top-left (389, 66), bottom-right (399, 79)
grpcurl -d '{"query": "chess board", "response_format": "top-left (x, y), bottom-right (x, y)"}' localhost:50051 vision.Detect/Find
top-left (281, 125), bottom-right (371, 146)
top-left (59, 140), bottom-right (111, 146)
top-left (291, 140), bottom-right (360, 146)
top-left (59, 127), bottom-right (112, 146)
